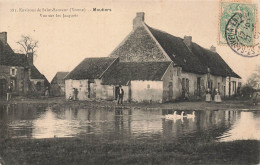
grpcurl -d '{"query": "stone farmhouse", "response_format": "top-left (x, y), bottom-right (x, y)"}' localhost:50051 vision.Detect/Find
top-left (0, 32), bottom-right (48, 97)
top-left (65, 12), bottom-right (241, 103)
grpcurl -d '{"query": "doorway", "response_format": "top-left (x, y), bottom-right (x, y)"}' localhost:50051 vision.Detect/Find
top-left (0, 79), bottom-right (7, 97)
top-left (168, 82), bottom-right (173, 101)
top-left (197, 77), bottom-right (201, 96)
top-left (115, 86), bottom-right (119, 100)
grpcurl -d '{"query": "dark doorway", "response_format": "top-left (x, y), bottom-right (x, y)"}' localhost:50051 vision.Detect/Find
top-left (224, 86), bottom-right (226, 97)
top-left (0, 79), bottom-right (7, 97)
top-left (115, 86), bottom-right (119, 100)
top-left (168, 82), bottom-right (173, 101)
top-left (197, 77), bottom-right (201, 96)
top-left (181, 78), bottom-right (185, 98)
top-left (208, 80), bottom-right (213, 92)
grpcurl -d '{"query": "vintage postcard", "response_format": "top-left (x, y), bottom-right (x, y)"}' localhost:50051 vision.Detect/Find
top-left (0, 0), bottom-right (260, 164)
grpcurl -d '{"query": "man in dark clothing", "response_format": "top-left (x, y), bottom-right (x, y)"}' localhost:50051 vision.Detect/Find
top-left (117, 86), bottom-right (124, 105)
top-left (75, 88), bottom-right (79, 100)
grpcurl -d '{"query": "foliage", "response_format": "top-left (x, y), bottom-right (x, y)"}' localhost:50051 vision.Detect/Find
top-left (246, 73), bottom-right (260, 89)
top-left (240, 85), bottom-right (255, 98)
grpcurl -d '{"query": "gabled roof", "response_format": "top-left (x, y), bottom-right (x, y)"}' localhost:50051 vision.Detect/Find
top-left (145, 24), bottom-right (240, 78)
top-left (191, 43), bottom-right (241, 78)
top-left (102, 61), bottom-right (172, 85)
top-left (51, 72), bottom-right (69, 84)
top-left (65, 57), bottom-right (118, 80)
top-left (146, 25), bottom-right (206, 74)
top-left (30, 65), bottom-right (46, 79)
top-left (0, 40), bottom-right (29, 67)
top-left (0, 39), bottom-right (14, 54)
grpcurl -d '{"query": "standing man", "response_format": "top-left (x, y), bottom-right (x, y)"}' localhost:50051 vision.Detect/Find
top-left (75, 88), bottom-right (79, 100)
top-left (117, 85), bottom-right (124, 105)
top-left (6, 85), bottom-right (12, 101)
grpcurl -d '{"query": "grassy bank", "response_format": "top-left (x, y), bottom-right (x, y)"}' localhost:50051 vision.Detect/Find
top-left (0, 138), bottom-right (259, 165)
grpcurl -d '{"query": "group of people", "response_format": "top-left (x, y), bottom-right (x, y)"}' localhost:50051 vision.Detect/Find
top-left (205, 88), bottom-right (222, 103)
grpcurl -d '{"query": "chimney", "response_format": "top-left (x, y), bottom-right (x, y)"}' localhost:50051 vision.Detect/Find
top-left (210, 45), bottom-right (216, 52)
top-left (27, 52), bottom-right (34, 66)
top-left (0, 32), bottom-right (7, 45)
top-left (183, 36), bottom-right (192, 48)
top-left (133, 12), bottom-right (145, 30)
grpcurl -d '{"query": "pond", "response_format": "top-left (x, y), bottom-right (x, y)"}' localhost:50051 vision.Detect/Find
top-left (0, 103), bottom-right (259, 143)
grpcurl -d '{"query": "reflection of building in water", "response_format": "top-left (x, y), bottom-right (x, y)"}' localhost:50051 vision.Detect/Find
top-left (162, 110), bottom-right (237, 141)
top-left (130, 109), bottom-right (163, 136)
top-left (0, 104), bottom-right (40, 139)
top-left (3, 104), bottom-right (258, 142)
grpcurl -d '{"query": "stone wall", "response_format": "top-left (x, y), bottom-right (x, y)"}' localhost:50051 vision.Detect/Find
top-left (110, 26), bottom-right (169, 62)
top-left (162, 63), bottom-right (174, 102)
top-left (225, 77), bottom-right (242, 97)
top-left (131, 80), bottom-right (163, 103)
top-left (0, 65), bottom-right (29, 95)
top-left (65, 79), bottom-right (89, 100)
top-left (171, 68), bottom-right (226, 100)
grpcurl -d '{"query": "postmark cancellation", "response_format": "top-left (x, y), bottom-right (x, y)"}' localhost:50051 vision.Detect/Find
top-left (219, 1), bottom-right (259, 57)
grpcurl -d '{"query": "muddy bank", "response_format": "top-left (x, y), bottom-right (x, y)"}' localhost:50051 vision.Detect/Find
top-left (0, 96), bottom-right (259, 111)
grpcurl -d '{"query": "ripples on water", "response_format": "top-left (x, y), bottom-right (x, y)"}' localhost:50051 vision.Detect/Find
top-left (0, 103), bottom-right (260, 143)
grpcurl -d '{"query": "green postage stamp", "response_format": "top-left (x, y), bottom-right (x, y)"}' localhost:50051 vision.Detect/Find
top-left (219, 1), bottom-right (259, 57)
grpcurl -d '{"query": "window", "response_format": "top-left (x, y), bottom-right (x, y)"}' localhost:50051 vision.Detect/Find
top-left (147, 84), bottom-right (150, 89)
top-left (36, 82), bottom-right (42, 91)
top-left (222, 77), bottom-right (225, 82)
top-left (170, 70), bottom-right (173, 80)
top-left (177, 67), bottom-right (182, 76)
top-left (10, 67), bottom-right (17, 76)
top-left (186, 79), bottom-right (189, 93)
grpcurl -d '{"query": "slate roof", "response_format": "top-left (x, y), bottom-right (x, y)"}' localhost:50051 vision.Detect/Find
top-left (65, 58), bottom-right (118, 80)
top-left (0, 40), bottom-right (29, 67)
top-left (51, 72), bottom-right (69, 84)
top-left (30, 65), bottom-right (46, 79)
top-left (146, 25), bottom-right (240, 78)
top-left (102, 61), bottom-right (172, 85)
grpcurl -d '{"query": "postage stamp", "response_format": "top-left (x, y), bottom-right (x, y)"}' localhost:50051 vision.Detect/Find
top-left (219, 1), bottom-right (260, 57)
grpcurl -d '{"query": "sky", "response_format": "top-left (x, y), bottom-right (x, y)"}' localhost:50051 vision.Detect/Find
top-left (0, 0), bottom-right (259, 82)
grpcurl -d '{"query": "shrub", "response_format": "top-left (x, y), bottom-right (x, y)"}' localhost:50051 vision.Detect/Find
top-left (241, 85), bottom-right (255, 98)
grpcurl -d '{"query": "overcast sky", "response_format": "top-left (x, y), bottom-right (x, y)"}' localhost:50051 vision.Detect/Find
top-left (0, 0), bottom-right (259, 82)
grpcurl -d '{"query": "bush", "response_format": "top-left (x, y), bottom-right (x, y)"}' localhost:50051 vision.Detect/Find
top-left (25, 91), bottom-right (41, 99)
top-left (241, 85), bottom-right (255, 98)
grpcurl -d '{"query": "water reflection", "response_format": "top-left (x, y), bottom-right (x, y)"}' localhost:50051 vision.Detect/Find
top-left (219, 111), bottom-right (260, 141)
top-left (0, 104), bottom-right (260, 143)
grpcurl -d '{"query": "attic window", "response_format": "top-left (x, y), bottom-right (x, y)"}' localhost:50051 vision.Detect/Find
top-left (10, 67), bottom-right (17, 76)
top-left (184, 59), bottom-right (187, 63)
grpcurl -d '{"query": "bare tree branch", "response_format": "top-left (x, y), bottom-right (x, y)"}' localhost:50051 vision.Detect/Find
top-left (16, 35), bottom-right (39, 58)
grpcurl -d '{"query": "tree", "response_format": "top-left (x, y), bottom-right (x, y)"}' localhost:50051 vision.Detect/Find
top-left (246, 73), bottom-right (260, 89)
top-left (16, 35), bottom-right (38, 57)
